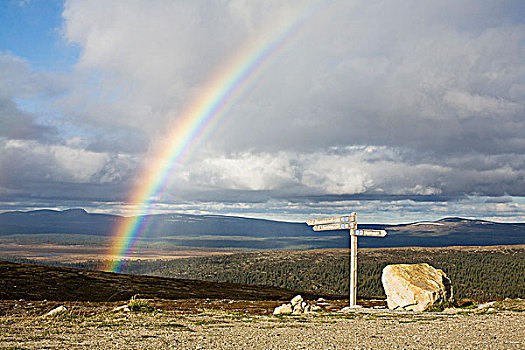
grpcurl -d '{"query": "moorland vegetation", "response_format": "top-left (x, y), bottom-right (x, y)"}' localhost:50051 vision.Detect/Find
top-left (8, 246), bottom-right (523, 301)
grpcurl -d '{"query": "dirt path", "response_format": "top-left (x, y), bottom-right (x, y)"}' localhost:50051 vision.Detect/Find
top-left (1, 299), bottom-right (524, 349)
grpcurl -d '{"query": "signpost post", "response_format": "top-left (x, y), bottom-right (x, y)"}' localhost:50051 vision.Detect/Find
top-left (307, 212), bottom-right (387, 307)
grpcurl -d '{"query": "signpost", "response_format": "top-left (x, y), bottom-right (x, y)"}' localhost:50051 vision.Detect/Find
top-left (307, 212), bottom-right (387, 307)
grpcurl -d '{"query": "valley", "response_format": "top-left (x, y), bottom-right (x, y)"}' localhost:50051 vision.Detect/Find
top-left (0, 241), bottom-right (233, 264)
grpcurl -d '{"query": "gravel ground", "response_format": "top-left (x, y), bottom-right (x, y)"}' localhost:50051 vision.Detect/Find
top-left (1, 299), bottom-right (524, 349)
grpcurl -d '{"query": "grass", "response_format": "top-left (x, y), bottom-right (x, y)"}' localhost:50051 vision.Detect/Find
top-left (127, 295), bottom-right (155, 313)
top-left (494, 299), bottom-right (525, 312)
top-left (424, 300), bottom-right (457, 312)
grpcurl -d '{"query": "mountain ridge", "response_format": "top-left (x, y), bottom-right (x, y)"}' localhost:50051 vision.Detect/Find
top-left (0, 209), bottom-right (523, 249)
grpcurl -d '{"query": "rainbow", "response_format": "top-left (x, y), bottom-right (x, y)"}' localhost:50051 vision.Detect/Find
top-left (105, 3), bottom-right (320, 273)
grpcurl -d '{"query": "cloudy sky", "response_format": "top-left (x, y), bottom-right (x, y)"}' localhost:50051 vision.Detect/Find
top-left (0, 0), bottom-right (524, 223)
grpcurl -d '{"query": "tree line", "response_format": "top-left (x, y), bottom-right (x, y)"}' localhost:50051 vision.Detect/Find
top-left (4, 246), bottom-right (524, 300)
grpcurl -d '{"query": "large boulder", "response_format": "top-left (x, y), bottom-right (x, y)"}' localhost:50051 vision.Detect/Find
top-left (382, 263), bottom-right (453, 311)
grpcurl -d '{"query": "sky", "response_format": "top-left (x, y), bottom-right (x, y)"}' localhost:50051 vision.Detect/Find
top-left (0, 0), bottom-right (524, 224)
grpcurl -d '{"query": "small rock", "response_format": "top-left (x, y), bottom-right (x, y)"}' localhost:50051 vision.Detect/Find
top-left (303, 304), bottom-right (312, 313)
top-left (291, 295), bottom-right (303, 306)
top-left (292, 304), bottom-right (303, 315)
top-left (477, 301), bottom-right (496, 309)
top-left (275, 295), bottom-right (319, 315)
top-left (44, 305), bottom-right (67, 317)
top-left (317, 302), bottom-right (331, 307)
top-left (113, 305), bottom-right (131, 312)
top-left (273, 303), bottom-right (293, 315)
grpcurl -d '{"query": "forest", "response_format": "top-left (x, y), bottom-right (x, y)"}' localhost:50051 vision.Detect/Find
top-left (32, 245), bottom-right (525, 301)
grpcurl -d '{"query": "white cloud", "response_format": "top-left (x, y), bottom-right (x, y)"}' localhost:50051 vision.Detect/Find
top-left (192, 152), bottom-right (297, 191)
top-left (443, 90), bottom-right (523, 117)
top-left (0, 139), bottom-right (135, 184)
top-left (175, 146), bottom-right (524, 199)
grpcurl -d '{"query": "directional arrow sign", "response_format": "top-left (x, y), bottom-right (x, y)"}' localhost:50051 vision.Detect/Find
top-left (354, 229), bottom-right (387, 237)
top-left (313, 222), bottom-right (356, 231)
top-left (307, 213), bottom-right (356, 226)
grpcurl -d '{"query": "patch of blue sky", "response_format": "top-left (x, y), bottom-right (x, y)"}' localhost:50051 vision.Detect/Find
top-left (0, 0), bottom-right (79, 72)
top-left (12, 94), bottom-right (95, 144)
top-left (12, 95), bottom-right (60, 127)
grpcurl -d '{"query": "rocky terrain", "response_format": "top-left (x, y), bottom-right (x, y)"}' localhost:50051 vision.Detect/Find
top-left (1, 298), bottom-right (524, 349)
top-left (1, 259), bottom-right (524, 349)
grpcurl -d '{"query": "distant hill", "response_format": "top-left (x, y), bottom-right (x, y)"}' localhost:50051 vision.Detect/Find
top-left (0, 209), bottom-right (523, 249)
